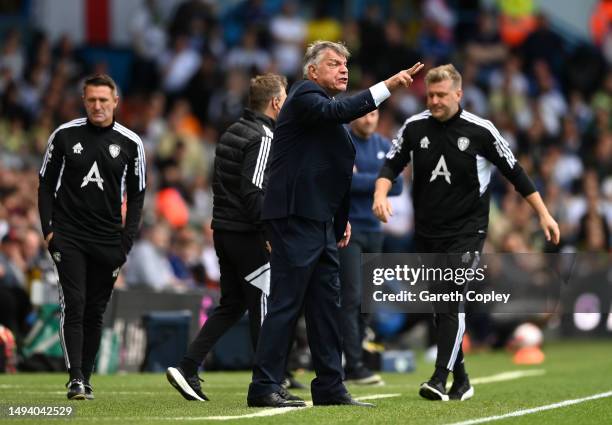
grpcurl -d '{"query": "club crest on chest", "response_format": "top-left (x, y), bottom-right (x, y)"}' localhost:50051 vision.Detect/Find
top-left (457, 137), bottom-right (470, 151)
top-left (109, 144), bottom-right (120, 158)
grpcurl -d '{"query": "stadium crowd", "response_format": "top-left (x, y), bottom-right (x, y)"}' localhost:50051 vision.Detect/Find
top-left (0, 0), bottom-right (611, 353)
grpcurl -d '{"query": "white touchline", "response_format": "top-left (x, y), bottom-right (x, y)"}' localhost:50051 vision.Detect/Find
top-left (379, 369), bottom-right (547, 390)
top-left (72, 393), bottom-right (403, 422)
top-left (441, 369), bottom-right (545, 390)
top-left (201, 394), bottom-right (401, 421)
top-left (469, 369), bottom-right (545, 385)
top-left (444, 390), bottom-right (612, 425)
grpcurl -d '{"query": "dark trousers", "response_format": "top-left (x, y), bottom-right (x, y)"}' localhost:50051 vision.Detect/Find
top-left (414, 234), bottom-right (485, 373)
top-left (249, 216), bottom-right (346, 402)
top-left (338, 230), bottom-right (383, 372)
top-left (49, 232), bottom-right (125, 381)
top-left (183, 231), bottom-right (268, 365)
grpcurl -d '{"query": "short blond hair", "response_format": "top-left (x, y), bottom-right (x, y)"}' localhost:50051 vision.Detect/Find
top-left (425, 64), bottom-right (462, 89)
top-left (248, 73), bottom-right (288, 112)
top-left (302, 40), bottom-right (350, 78)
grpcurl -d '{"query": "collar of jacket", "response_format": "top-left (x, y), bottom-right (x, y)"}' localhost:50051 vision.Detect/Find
top-left (297, 79), bottom-right (332, 98)
top-left (432, 105), bottom-right (463, 126)
top-left (86, 117), bottom-right (115, 132)
top-left (243, 108), bottom-right (276, 129)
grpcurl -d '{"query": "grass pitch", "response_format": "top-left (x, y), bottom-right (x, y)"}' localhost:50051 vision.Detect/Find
top-left (1, 340), bottom-right (611, 424)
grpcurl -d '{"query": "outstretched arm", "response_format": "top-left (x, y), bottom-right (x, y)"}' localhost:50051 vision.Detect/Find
top-left (478, 118), bottom-right (560, 245)
top-left (384, 62), bottom-right (424, 91)
top-left (296, 62), bottom-right (424, 124)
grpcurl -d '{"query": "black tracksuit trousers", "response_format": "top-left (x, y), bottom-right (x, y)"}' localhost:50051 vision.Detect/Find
top-left (414, 234), bottom-right (485, 373)
top-left (49, 232), bottom-right (125, 381)
top-left (182, 231), bottom-right (269, 369)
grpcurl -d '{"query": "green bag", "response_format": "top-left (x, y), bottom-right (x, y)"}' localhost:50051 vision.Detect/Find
top-left (22, 304), bottom-right (63, 358)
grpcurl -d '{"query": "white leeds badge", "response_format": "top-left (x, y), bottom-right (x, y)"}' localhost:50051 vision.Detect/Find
top-left (109, 144), bottom-right (120, 158)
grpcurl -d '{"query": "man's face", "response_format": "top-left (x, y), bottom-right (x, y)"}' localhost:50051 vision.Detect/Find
top-left (309, 49), bottom-right (348, 96)
top-left (350, 109), bottom-right (379, 138)
top-left (426, 79), bottom-right (462, 122)
top-left (83, 85), bottom-right (118, 127)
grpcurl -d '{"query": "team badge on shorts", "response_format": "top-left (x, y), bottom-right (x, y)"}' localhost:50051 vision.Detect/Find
top-left (109, 144), bottom-right (120, 158)
top-left (52, 252), bottom-right (61, 263)
top-left (457, 137), bottom-right (470, 151)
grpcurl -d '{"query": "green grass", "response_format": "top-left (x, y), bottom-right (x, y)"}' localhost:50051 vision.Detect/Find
top-left (1, 340), bottom-right (611, 424)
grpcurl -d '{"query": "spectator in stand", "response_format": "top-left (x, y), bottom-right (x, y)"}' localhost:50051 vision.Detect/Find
top-left (158, 33), bottom-right (201, 96)
top-left (466, 11), bottom-right (508, 71)
top-left (521, 14), bottom-right (565, 78)
top-left (208, 69), bottom-right (249, 133)
top-left (461, 61), bottom-right (488, 117)
top-left (123, 221), bottom-right (185, 291)
top-left (225, 27), bottom-right (271, 74)
top-left (0, 29), bottom-right (25, 82)
top-left (130, 0), bottom-right (166, 94)
top-left (270, 1), bottom-right (306, 79)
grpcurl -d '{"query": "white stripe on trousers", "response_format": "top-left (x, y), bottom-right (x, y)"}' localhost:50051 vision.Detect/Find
top-left (53, 263), bottom-right (71, 370)
top-left (447, 251), bottom-right (480, 370)
top-left (447, 312), bottom-right (465, 370)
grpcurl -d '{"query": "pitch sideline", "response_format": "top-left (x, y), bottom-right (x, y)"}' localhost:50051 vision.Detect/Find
top-left (193, 394), bottom-right (401, 421)
top-left (443, 390), bottom-right (612, 425)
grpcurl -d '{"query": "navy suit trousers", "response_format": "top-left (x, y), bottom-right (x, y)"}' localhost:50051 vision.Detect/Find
top-left (248, 216), bottom-right (347, 401)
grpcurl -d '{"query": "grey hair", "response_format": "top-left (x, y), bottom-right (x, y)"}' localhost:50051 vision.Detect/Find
top-left (302, 40), bottom-right (350, 78)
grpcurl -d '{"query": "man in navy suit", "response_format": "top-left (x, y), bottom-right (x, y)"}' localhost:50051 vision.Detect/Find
top-left (247, 40), bottom-right (423, 408)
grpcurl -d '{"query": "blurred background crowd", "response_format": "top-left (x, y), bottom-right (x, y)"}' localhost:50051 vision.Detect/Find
top-left (0, 0), bottom-right (611, 356)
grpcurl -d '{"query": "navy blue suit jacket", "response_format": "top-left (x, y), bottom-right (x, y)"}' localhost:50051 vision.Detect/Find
top-left (262, 79), bottom-right (378, 240)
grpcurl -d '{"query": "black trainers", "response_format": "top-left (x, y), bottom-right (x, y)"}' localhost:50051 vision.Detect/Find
top-left (419, 379), bottom-right (449, 401)
top-left (166, 367), bottom-right (209, 401)
top-left (66, 379), bottom-right (86, 400)
top-left (278, 387), bottom-right (304, 402)
top-left (344, 368), bottom-right (384, 385)
top-left (83, 383), bottom-right (95, 400)
top-left (448, 379), bottom-right (474, 401)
